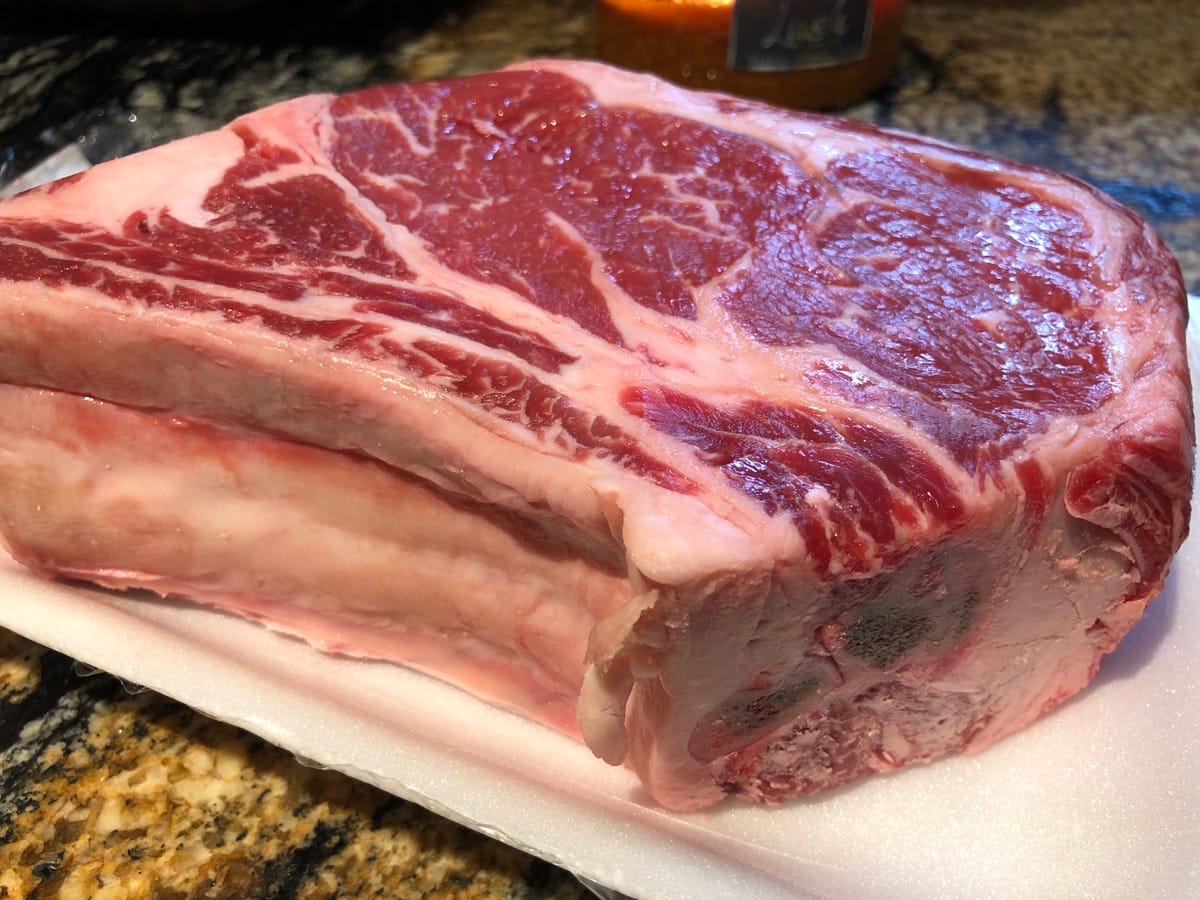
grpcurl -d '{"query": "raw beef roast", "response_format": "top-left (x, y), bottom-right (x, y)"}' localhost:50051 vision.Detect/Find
top-left (0, 60), bottom-right (1191, 811)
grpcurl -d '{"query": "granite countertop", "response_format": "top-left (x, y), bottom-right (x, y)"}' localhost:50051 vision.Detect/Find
top-left (1, 1), bottom-right (1197, 896)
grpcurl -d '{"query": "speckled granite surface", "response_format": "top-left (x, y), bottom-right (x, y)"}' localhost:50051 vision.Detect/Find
top-left (0, 631), bottom-right (590, 899)
top-left (0, 0), bottom-right (1197, 896)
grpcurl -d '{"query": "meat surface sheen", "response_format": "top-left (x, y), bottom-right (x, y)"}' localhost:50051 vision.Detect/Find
top-left (0, 60), bottom-right (1191, 811)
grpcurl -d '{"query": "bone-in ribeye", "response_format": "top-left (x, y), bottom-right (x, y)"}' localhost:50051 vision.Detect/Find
top-left (0, 60), bottom-right (1191, 811)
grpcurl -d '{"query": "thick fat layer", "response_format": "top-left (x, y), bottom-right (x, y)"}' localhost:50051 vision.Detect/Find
top-left (0, 385), bottom-right (632, 734)
top-left (0, 276), bottom-right (766, 588)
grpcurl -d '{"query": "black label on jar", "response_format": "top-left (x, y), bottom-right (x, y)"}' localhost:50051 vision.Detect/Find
top-left (729, 0), bottom-right (873, 72)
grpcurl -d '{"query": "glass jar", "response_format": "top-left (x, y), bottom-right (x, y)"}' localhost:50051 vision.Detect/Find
top-left (597, 0), bottom-right (907, 110)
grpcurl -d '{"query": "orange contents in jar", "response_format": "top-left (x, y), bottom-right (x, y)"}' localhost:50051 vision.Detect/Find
top-left (596, 0), bottom-right (907, 110)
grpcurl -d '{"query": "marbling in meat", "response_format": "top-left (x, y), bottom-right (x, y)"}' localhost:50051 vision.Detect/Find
top-left (0, 60), bottom-right (1191, 811)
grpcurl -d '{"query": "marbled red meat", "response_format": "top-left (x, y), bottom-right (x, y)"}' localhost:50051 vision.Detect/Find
top-left (0, 60), bottom-right (1190, 811)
